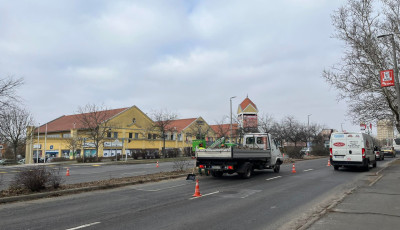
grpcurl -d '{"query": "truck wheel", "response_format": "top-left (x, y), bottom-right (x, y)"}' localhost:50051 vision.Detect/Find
top-left (273, 165), bottom-right (280, 173)
top-left (239, 164), bottom-right (252, 179)
top-left (211, 171), bottom-right (223, 177)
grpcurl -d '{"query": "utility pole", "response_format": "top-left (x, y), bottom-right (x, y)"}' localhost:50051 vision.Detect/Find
top-left (230, 96), bottom-right (236, 143)
top-left (307, 114), bottom-right (312, 148)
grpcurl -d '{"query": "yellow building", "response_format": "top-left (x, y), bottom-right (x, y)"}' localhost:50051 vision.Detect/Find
top-left (25, 106), bottom-right (216, 163)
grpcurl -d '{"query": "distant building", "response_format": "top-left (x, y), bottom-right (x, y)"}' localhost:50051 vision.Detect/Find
top-left (377, 120), bottom-right (394, 144)
top-left (237, 96), bottom-right (258, 133)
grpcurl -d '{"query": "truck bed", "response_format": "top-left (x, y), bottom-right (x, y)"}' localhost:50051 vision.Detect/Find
top-left (196, 147), bottom-right (271, 160)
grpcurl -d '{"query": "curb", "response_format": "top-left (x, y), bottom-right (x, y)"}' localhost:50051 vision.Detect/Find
top-left (0, 173), bottom-right (188, 204)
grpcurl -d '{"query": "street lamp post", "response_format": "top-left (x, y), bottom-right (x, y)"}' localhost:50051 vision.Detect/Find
top-left (307, 114), bottom-right (312, 148)
top-left (378, 33), bottom-right (400, 125)
top-left (230, 96), bottom-right (236, 143)
top-left (36, 123), bottom-right (40, 164)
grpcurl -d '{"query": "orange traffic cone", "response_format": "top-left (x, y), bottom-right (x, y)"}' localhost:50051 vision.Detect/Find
top-left (156, 161), bottom-right (159, 168)
top-left (192, 179), bottom-right (202, 197)
top-left (292, 163), bottom-right (297, 173)
top-left (66, 168), bottom-right (70, 176)
top-left (327, 159), bottom-right (331, 167)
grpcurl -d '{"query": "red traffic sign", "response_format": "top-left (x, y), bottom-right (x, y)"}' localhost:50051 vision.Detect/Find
top-left (380, 69), bottom-right (395, 87)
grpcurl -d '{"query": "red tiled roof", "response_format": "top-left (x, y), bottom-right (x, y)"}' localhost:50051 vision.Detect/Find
top-left (210, 123), bottom-right (238, 136)
top-left (36, 108), bottom-right (128, 133)
top-left (239, 97), bottom-right (257, 111)
top-left (167, 118), bottom-right (197, 133)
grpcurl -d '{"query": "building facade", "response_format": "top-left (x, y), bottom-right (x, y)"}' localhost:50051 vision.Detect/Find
top-left (377, 119), bottom-right (394, 145)
top-left (25, 106), bottom-right (216, 164)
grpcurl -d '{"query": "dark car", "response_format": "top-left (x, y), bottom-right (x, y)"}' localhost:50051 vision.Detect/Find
top-left (374, 146), bottom-right (384, 161)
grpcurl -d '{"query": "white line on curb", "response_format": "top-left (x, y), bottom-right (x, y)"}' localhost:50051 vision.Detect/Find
top-left (66, 222), bottom-right (101, 230)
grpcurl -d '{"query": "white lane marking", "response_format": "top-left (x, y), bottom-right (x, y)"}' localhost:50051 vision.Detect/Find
top-left (266, 176), bottom-right (282, 181)
top-left (190, 191), bottom-right (220, 200)
top-left (134, 183), bottom-right (188, 192)
top-left (303, 169), bottom-right (314, 172)
top-left (66, 222), bottom-right (101, 230)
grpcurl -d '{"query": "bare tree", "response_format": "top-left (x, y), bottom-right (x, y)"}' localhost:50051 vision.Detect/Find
top-left (187, 119), bottom-right (212, 140)
top-left (77, 104), bottom-right (115, 160)
top-left (64, 136), bottom-right (82, 159)
top-left (0, 77), bottom-right (23, 108)
top-left (213, 116), bottom-right (230, 139)
top-left (0, 106), bottom-right (34, 161)
top-left (258, 113), bottom-right (275, 133)
top-left (325, 0), bottom-right (400, 131)
top-left (149, 109), bottom-right (178, 158)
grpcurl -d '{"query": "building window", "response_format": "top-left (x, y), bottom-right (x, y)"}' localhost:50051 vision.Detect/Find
top-left (178, 134), bottom-right (182, 141)
top-left (129, 133), bottom-right (133, 139)
top-left (153, 134), bottom-right (157, 139)
top-left (113, 132), bottom-right (118, 138)
top-left (171, 134), bottom-right (175, 140)
top-left (135, 133), bottom-right (139, 139)
top-left (148, 134), bottom-right (152, 139)
top-left (107, 132), bottom-right (111, 138)
top-left (47, 134), bottom-right (61, 138)
top-left (62, 133), bottom-right (71, 138)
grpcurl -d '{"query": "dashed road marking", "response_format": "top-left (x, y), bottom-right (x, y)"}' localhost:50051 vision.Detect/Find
top-left (190, 191), bottom-right (220, 200)
top-left (304, 169), bottom-right (314, 172)
top-left (92, 165), bottom-right (101, 167)
top-left (66, 222), bottom-right (101, 230)
top-left (266, 176), bottom-right (282, 181)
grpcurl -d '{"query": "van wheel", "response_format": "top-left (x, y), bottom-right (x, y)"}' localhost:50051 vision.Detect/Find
top-left (364, 160), bottom-right (370, 171)
top-left (334, 166), bottom-right (339, 170)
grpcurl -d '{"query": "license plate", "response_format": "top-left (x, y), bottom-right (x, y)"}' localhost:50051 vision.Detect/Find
top-left (212, 165), bottom-right (221, 169)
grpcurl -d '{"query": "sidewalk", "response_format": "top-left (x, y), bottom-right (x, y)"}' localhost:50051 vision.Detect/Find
top-left (307, 158), bottom-right (400, 230)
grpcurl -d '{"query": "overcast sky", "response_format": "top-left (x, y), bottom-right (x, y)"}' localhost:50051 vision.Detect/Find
top-left (1, 0), bottom-right (366, 133)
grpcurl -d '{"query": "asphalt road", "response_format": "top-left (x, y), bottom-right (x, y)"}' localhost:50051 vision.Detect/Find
top-left (0, 160), bottom-right (181, 190)
top-left (0, 157), bottom-right (393, 230)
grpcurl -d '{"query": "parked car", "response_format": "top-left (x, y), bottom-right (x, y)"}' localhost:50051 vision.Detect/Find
top-left (18, 158), bottom-right (25, 164)
top-left (33, 157), bottom-right (45, 163)
top-left (381, 146), bottom-right (396, 158)
top-left (0, 159), bottom-right (16, 165)
top-left (300, 147), bottom-right (312, 157)
top-left (374, 146), bottom-right (384, 161)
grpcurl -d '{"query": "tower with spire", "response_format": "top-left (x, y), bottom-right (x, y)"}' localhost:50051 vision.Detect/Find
top-left (237, 96), bottom-right (259, 132)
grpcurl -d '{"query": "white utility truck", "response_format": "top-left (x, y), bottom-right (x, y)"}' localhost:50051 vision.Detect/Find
top-left (195, 133), bottom-right (283, 179)
top-left (329, 132), bottom-right (376, 171)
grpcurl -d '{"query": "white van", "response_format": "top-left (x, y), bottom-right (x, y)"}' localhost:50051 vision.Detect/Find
top-left (329, 132), bottom-right (376, 171)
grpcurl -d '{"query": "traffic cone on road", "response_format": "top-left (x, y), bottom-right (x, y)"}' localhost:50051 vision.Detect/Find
top-left (327, 159), bottom-right (331, 167)
top-left (66, 168), bottom-right (70, 176)
top-left (292, 163), bottom-right (297, 173)
top-left (156, 161), bottom-right (159, 168)
top-left (192, 179), bottom-right (202, 197)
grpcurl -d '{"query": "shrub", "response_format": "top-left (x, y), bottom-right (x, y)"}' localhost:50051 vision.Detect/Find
top-left (11, 166), bottom-right (50, 192)
top-left (284, 146), bottom-right (304, 159)
top-left (50, 157), bottom-right (70, 162)
top-left (311, 144), bottom-right (329, 156)
top-left (47, 166), bottom-right (65, 189)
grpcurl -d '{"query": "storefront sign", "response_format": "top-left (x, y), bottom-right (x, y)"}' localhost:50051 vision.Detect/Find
top-left (380, 69), bottom-right (395, 87)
